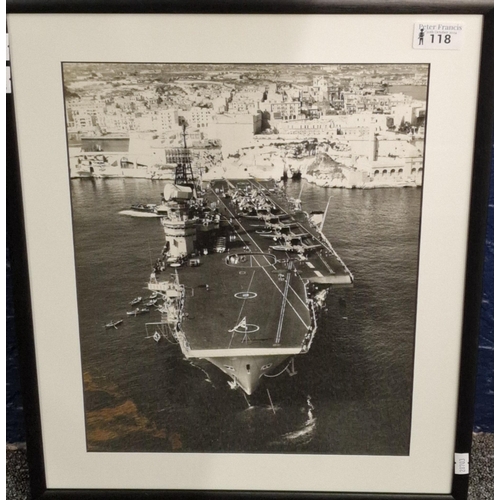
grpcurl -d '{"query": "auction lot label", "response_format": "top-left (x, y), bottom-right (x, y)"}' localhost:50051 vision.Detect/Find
top-left (413, 22), bottom-right (464, 50)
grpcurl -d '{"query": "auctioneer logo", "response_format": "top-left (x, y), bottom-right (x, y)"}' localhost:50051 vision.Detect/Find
top-left (413, 22), bottom-right (464, 50)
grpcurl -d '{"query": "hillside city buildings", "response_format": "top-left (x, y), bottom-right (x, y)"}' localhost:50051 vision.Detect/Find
top-left (64, 64), bottom-right (428, 188)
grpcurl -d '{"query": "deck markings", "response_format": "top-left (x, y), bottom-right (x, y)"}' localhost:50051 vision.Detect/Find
top-left (235, 291), bottom-right (257, 299)
top-left (314, 270), bottom-right (324, 277)
top-left (236, 270), bottom-right (255, 320)
top-left (249, 178), bottom-right (333, 256)
top-left (275, 260), bottom-right (293, 345)
top-left (211, 186), bottom-right (309, 330)
top-left (228, 270), bottom-right (255, 348)
top-left (216, 182), bottom-right (309, 306)
top-left (306, 261), bottom-right (315, 268)
top-left (247, 179), bottom-right (337, 278)
top-left (221, 201), bottom-right (309, 322)
top-left (232, 323), bottom-right (260, 334)
top-left (315, 249), bottom-right (335, 275)
top-left (251, 179), bottom-right (337, 277)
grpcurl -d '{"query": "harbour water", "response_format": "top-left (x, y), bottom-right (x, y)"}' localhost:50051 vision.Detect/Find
top-left (71, 178), bottom-right (421, 455)
top-left (387, 85), bottom-right (427, 102)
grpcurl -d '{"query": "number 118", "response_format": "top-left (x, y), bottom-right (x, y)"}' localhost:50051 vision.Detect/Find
top-left (430, 34), bottom-right (452, 44)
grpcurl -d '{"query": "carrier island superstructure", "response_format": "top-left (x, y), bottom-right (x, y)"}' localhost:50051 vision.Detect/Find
top-left (146, 160), bottom-right (353, 395)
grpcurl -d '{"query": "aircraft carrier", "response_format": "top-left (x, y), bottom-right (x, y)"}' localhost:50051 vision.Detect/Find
top-left (145, 159), bottom-right (353, 395)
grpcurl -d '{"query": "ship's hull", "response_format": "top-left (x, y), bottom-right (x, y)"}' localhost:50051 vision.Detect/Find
top-left (148, 178), bottom-right (353, 394)
top-left (206, 354), bottom-right (292, 395)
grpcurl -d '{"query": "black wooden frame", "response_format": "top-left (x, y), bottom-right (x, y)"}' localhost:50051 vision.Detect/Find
top-left (6, 2), bottom-right (494, 499)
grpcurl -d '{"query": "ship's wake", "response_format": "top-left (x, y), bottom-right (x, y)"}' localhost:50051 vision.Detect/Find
top-left (273, 395), bottom-right (316, 446)
top-left (281, 415), bottom-right (316, 445)
top-left (243, 404), bottom-right (281, 414)
top-left (188, 360), bottom-right (215, 388)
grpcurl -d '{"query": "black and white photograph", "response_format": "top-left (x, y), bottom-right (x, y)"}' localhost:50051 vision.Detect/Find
top-left (63, 62), bottom-right (429, 456)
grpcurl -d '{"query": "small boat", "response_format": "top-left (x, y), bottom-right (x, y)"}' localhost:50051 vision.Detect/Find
top-left (138, 308), bottom-right (150, 314)
top-left (130, 297), bottom-right (142, 305)
top-left (130, 203), bottom-right (157, 214)
top-left (126, 308), bottom-right (140, 316)
top-left (105, 320), bottom-right (123, 329)
top-left (145, 299), bottom-right (157, 307)
top-left (149, 292), bottom-right (158, 299)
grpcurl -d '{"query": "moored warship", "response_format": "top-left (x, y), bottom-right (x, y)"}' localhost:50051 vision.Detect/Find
top-left (145, 151), bottom-right (353, 395)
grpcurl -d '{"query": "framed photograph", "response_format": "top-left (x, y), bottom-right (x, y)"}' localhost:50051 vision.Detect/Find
top-left (6, 2), bottom-right (493, 499)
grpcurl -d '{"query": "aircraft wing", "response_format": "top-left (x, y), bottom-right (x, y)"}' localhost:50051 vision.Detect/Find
top-left (303, 244), bottom-right (323, 251)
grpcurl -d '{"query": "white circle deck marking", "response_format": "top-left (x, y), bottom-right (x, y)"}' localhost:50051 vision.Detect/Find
top-left (234, 292), bottom-right (257, 300)
top-left (233, 324), bottom-right (260, 334)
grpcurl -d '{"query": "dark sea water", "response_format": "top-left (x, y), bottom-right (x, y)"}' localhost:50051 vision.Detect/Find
top-left (71, 178), bottom-right (421, 455)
